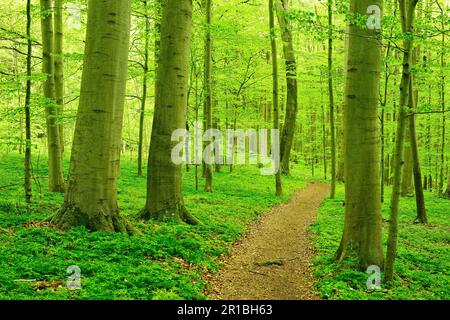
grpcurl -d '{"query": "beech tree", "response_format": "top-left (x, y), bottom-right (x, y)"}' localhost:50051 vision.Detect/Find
top-left (276, 0), bottom-right (299, 176)
top-left (141, 0), bottom-right (199, 224)
top-left (204, 0), bottom-right (213, 192)
top-left (327, 0), bottom-right (336, 198)
top-left (54, 0), bottom-right (64, 152)
top-left (269, 0), bottom-right (283, 196)
top-left (336, 0), bottom-right (385, 269)
top-left (40, 0), bottom-right (65, 192)
top-left (51, 0), bottom-right (133, 232)
top-left (24, 0), bottom-right (32, 203)
top-left (385, 0), bottom-right (420, 282)
top-left (137, 0), bottom-right (151, 177)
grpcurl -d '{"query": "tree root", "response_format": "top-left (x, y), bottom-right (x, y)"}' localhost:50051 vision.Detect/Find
top-left (51, 203), bottom-right (136, 234)
top-left (140, 204), bottom-right (200, 225)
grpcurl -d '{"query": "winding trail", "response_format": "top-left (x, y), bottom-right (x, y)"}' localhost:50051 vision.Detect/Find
top-left (208, 182), bottom-right (330, 300)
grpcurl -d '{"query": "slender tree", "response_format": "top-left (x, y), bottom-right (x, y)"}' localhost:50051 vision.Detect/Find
top-left (380, 0), bottom-right (397, 202)
top-left (24, 0), bottom-right (32, 203)
top-left (141, 0), bottom-right (199, 224)
top-left (51, 0), bottom-right (133, 232)
top-left (320, 70), bottom-right (327, 180)
top-left (408, 47), bottom-right (427, 223)
top-left (327, 0), bottom-right (336, 198)
top-left (385, 0), bottom-right (420, 282)
top-left (437, 0), bottom-right (446, 195)
top-left (401, 127), bottom-right (414, 196)
top-left (54, 0), bottom-right (64, 152)
top-left (409, 79), bottom-right (427, 223)
top-left (204, 0), bottom-right (213, 192)
top-left (335, 0), bottom-right (384, 269)
top-left (137, 0), bottom-right (151, 177)
top-left (445, 178), bottom-right (450, 198)
top-left (276, 0), bottom-right (299, 176)
top-left (269, 0), bottom-right (283, 196)
top-left (40, 0), bottom-right (65, 192)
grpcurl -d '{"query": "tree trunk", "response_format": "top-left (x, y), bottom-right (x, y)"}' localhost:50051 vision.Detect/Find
top-left (142, 0), bottom-right (199, 224)
top-left (380, 2), bottom-right (396, 202)
top-left (320, 70), bottom-right (327, 180)
top-left (438, 4), bottom-right (446, 195)
top-left (409, 80), bottom-right (427, 223)
top-left (335, 0), bottom-right (384, 269)
top-left (401, 126), bottom-right (414, 196)
top-left (336, 105), bottom-right (345, 182)
top-left (40, 0), bottom-right (65, 192)
top-left (276, 0), bottom-right (299, 176)
top-left (385, 0), bottom-right (419, 282)
top-left (24, 0), bottom-right (32, 203)
top-left (204, 0), bottom-right (213, 192)
top-left (54, 0), bottom-right (64, 154)
top-left (214, 117), bottom-right (222, 172)
top-left (269, 0), bottom-right (283, 196)
top-left (327, 0), bottom-right (336, 198)
top-left (408, 46), bottom-right (427, 223)
top-left (444, 178), bottom-right (450, 198)
top-left (138, 0), bottom-right (151, 177)
top-left (52, 0), bottom-right (133, 232)
top-left (195, 98), bottom-right (200, 191)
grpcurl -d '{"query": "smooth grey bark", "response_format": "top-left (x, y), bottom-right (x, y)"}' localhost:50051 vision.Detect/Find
top-left (408, 80), bottom-right (427, 223)
top-left (52, 0), bottom-right (133, 232)
top-left (138, 0), bottom-right (151, 177)
top-left (40, 0), bottom-right (65, 192)
top-left (142, 0), bottom-right (199, 224)
top-left (438, 1), bottom-right (446, 195)
top-left (336, 0), bottom-right (385, 269)
top-left (204, 0), bottom-right (213, 192)
top-left (269, 0), bottom-right (283, 196)
top-left (54, 0), bottom-right (64, 153)
top-left (327, 0), bottom-right (336, 198)
top-left (401, 126), bottom-right (414, 196)
top-left (385, 0), bottom-right (419, 282)
top-left (25, 0), bottom-right (32, 203)
top-left (276, 0), bottom-right (299, 176)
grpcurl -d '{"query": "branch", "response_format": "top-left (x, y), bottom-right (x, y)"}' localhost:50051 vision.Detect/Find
top-left (408, 109), bottom-right (450, 116)
top-left (0, 27), bottom-right (41, 46)
top-left (0, 45), bottom-right (42, 60)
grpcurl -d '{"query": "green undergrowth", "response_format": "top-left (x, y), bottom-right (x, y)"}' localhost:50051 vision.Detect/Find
top-left (0, 153), bottom-right (305, 300)
top-left (311, 184), bottom-right (450, 300)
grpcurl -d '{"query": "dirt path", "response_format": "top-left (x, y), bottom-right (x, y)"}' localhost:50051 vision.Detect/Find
top-left (208, 182), bottom-right (330, 300)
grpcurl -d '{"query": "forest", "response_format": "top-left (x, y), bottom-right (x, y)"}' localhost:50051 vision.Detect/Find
top-left (0, 0), bottom-right (448, 301)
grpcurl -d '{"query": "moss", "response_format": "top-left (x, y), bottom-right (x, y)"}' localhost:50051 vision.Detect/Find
top-left (312, 184), bottom-right (450, 300)
top-left (139, 204), bottom-right (200, 225)
top-left (0, 153), bottom-right (306, 299)
top-left (52, 203), bottom-right (135, 234)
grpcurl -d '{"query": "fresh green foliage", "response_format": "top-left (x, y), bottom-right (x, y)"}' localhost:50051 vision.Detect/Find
top-left (312, 184), bottom-right (450, 300)
top-left (0, 154), bottom-right (305, 300)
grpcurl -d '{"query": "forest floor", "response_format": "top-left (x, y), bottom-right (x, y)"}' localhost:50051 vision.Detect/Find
top-left (208, 182), bottom-right (329, 300)
top-left (0, 153), bottom-right (308, 299)
top-left (311, 184), bottom-right (450, 300)
top-left (0, 153), bottom-right (448, 300)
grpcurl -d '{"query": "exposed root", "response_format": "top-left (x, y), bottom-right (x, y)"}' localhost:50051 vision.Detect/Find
top-left (51, 203), bottom-right (135, 234)
top-left (180, 206), bottom-right (200, 225)
top-left (140, 204), bottom-right (200, 225)
top-left (443, 190), bottom-right (450, 199)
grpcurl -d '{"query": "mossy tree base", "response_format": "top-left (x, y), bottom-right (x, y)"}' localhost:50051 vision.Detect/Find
top-left (281, 165), bottom-right (291, 176)
top-left (51, 204), bottom-right (135, 234)
top-left (336, 239), bottom-right (385, 271)
top-left (443, 189), bottom-right (450, 199)
top-left (50, 184), bottom-right (66, 194)
top-left (140, 205), bottom-right (199, 225)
